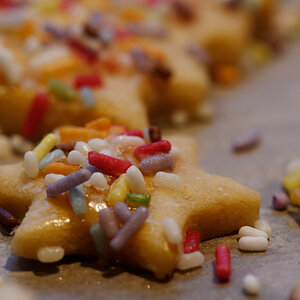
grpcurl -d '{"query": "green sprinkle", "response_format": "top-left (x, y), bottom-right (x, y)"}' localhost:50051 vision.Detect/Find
top-left (126, 193), bottom-right (151, 207)
top-left (49, 79), bottom-right (77, 101)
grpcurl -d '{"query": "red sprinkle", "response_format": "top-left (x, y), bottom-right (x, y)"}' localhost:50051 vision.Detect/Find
top-left (73, 74), bottom-right (103, 89)
top-left (88, 151), bottom-right (132, 177)
top-left (215, 245), bottom-right (231, 282)
top-left (119, 129), bottom-right (144, 138)
top-left (68, 38), bottom-right (98, 64)
top-left (183, 230), bottom-right (201, 254)
top-left (21, 93), bottom-right (49, 138)
top-left (134, 140), bottom-right (171, 161)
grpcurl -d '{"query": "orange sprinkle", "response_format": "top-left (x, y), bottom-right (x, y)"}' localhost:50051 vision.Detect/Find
top-left (59, 126), bottom-right (109, 143)
top-left (291, 188), bottom-right (300, 206)
top-left (120, 9), bottom-right (145, 21)
top-left (44, 162), bottom-right (81, 176)
top-left (85, 117), bottom-right (111, 131)
top-left (213, 64), bottom-right (240, 85)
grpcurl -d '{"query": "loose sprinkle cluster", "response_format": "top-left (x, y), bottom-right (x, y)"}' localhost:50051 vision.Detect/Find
top-left (21, 118), bottom-right (191, 266)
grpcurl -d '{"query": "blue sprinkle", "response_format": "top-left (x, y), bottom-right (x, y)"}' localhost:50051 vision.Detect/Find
top-left (80, 87), bottom-right (95, 108)
top-left (39, 149), bottom-right (66, 170)
top-left (89, 222), bottom-right (108, 255)
top-left (86, 161), bottom-right (100, 173)
top-left (69, 186), bottom-right (87, 215)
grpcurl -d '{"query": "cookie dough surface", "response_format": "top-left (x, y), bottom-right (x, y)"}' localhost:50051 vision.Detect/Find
top-left (0, 132), bottom-right (260, 279)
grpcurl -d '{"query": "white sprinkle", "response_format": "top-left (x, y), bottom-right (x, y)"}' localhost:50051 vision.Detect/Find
top-left (254, 219), bottom-right (272, 238)
top-left (238, 226), bottom-right (268, 239)
top-left (44, 174), bottom-right (65, 186)
top-left (171, 110), bottom-right (189, 126)
top-left (0, 44), bottom-right (22, 84)
top-left (37, 246), bottom-right (65, 263)
top-left (0, 135), bottom-right (13, 158)
top-left (75, 141), bottom-right (91, 157)
top-left (112, 135), bottom-right (145, 149)
top-left (11, 134), bottom-right (33, 154)
top-left (177, 251), bottom-right (205, 271)
top-left (67, 150), bottom-right (85, 165)
top-left (243, 273), bottom-right (260, 295)
top-left (88, 138), bottom-right (108, 152)
top-left (29, 45), bottom-right (70, 71)
top-left (154, 172), bottom-right (184, 191)
top-left (239, 236), bottom-right (268, 252)
top-left (24, 151), bottom-right (39, 179)
top-left (85, 172), bottom-right (108, 191)
top-left (285, 158), bottom-right (300, 176)
top-left (162, 217), bottom-right (182, 244)
top-left (170, 146), bottom-right (180, 160)
top-left (24, 35), bottom-right (41, 53)
top-left (126, 165), bottom-right (145, 193)
top-left (99, 149), bottom-right (113, 157)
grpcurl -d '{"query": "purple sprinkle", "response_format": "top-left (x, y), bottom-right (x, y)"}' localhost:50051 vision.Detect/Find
top-left (130, 48), bottom-right (154, 73)
top-left (139, 153), bottom-right (174, 175)
top-left (110, 206), bottom-right (149, 252)
top-left (232, 129), bottom-right (261, 152)
top-left (44, 23), bottom-right (70, 40)
top-left (113, 202), bottom-right (132, 223)
top-left (273, 192), bottom-right (290, 210)
top-left (99, 208), bottom-right (119, 239)
top-left (186, 44), bottom-right (211, 66)
top-left (127, 22), bottom-right (167, 38)
top-left (46, 169), bottom-right (91, 198)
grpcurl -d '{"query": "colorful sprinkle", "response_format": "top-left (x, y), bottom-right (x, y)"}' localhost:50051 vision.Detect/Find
top-left (46, 169), bottom-right (91, 198)
top-left (69, 186), bottom-right (87, 215)
top-left (183, 230), bottom-right (201, 254)
top-left (162, 217), bottom-right (182, 244)
top-left (80, 87), bottom-right (95, 108)
top-left (139, 153), bottom-right (173, 175)
top-left (113, 202), bottom-right (132, 223)
top-left (177, 251), bottom-right (205, 271)
top-left (239, 236), bottom-right (268, 252)
top-left (238, 226), bottom-right (268, 239)
top-left (110, 206), bottom-right (149, 252)
top-left (108, 174), bottom-right (130, 205)
top-left (33, 133), bottom-right (58, 162)
top-left (272, 192), bottom-right (290, 210)
top-left (21, 93), bottom-right (49, 138)
top-left (0, 206), bottom-right (18, 228)
top-left (215, 245), bottom-right (231, 282)
top-left (134, 140), bottom-right (171, 161)
top-left (153, 171), bottom-right (183, 191)
top-left (88, 152), bottom-right (132, 177)
top-left (37, 246), bottom-right (65, 263)
top-left (99, 208), bottom-right (119, 239)
top-left (24, 151), bottom-right (39, 179)
top-left (89, 222), bottom-right (108, 256)
top-left (73, 74), bottom-right (103, 89)
top-left (126, 193), bottom-right (151, 207)
top-left (85, 172), bottom-right (108, 191)
top-left (39, 149), bottom-right (66, 170)
top-left (126, 165), bottom-right (145, 193)
top-left (49, 78), bottom-right (77, 101)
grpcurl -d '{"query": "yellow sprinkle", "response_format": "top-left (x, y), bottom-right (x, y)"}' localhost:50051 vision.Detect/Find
top-left (108, 174), bottom-right (129, 206)
top-left (282, 171), bottom-right (300, 201)
top-left (33, 133), bottom-right (58, 162)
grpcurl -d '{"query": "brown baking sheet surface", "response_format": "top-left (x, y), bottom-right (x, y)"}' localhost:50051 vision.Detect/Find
top-left (0, 42), bottom-right (300, 300)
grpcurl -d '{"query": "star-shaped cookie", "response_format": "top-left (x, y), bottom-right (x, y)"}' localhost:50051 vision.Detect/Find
top-left (0, 128), bottom-right (260, 279)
